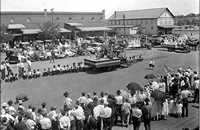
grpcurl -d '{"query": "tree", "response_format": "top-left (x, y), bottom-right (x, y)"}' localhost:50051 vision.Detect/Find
top-left (0, 24), bottom-right (14, 43)
top-left (38, 21), bottom-right (60, 42)
top-left (186, 13), bottom-right (196, 17)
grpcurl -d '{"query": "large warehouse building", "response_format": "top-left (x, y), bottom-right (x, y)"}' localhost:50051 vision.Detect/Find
top-left (107, 8), bottom-right (175, 35)
top-left (1, 10), bottom-right (110, 40)
top-left (1, 10), bottom-right (106, 28)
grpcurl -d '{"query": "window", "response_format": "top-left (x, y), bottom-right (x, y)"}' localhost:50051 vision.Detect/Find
top-left (135, 20), bottom-right (138, 25)
top-left (68, 17), bottom-right (72, 20)
top-left (131, 20), bottom-right (134, 25)
top-left (100, 17), bottom-right (103, 20)
top-left (145, 20), bottom-right (148, 24)
top-left (91, 17), bottom-right (95, 20)
top-left (81, 17), bottom-right (84, 20)
top-left (141, 20), bottom-right (143, 24)
top-left (56, 17), bottom-right (60, 20)
top-left (151, 26), bottom-right (154, 30)
top-left (10, 17), bottom-right (14, 23)
top-left (117, 20), bottom-right (120, 25)
top-left (26, 17), bottom-right (31, 23)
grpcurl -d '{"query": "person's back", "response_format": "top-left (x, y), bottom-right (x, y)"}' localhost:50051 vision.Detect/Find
top-left (14, 116), bottom-right (28, 130)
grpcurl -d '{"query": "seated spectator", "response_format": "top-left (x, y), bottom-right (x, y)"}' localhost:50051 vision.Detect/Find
top-left (42, 68), bottom-right (48, 77)
top-left (32, 70), bottom-right (37, 78)
top-left (22, 71), bottom-right (28, 79)
top-left (52, 65), bottom-right (56, 75)
top-left (47, 68), bottom-right (51, 76)
top-left (56, 64), bottom-right (61, 74)
top-left (36, 69), bottom-right (41, 78)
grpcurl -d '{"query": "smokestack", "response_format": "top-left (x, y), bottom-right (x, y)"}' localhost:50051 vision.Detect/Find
top-left (114, 11), bottom-right (117, 19)
top-left (102, 9), bottom-right (105, 19)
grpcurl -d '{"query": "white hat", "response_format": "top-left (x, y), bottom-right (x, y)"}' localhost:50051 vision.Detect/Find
top-left (2, 102), bottom-right (8, 107)
top-left (18, 100), bottom-right (23, 105)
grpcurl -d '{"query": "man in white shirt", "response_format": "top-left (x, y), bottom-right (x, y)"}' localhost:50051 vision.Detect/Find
top-left (93, 99), bottom-right (105, 130)
top-left (71, 102), bottom-right (85, 130)
top-left (114, 90), bottom-right (123, 125)
top-left (77, 92), bottom-right (88, 105)
top-left (64, 92), bottom-right (73, 111)
top-left (193, 77), bottom-right (199, 103)
top-left (39, 112), bottom-right (52, 130)
top-left (102, 103), bottom-right (112, 130)
top-left (59, 110), bottom-right (70, 130)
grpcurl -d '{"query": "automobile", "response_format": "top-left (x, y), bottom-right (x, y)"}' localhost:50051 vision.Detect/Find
top-left (55, 51), bottom-right (66, 59)
top-left (87, 46), bottom-right (96, 54)
top-left (149, 35), bottom-right (163, 46)
top-left (64, 49), bottom-right (76, 57)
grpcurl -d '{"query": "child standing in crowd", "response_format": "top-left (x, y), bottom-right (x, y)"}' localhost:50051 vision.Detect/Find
top-left (122, 98), bottom-right (131, 127)
top-left (162, 99), bottom-right (169, 120)
top-left (176, 101), bottom-right (183, 118)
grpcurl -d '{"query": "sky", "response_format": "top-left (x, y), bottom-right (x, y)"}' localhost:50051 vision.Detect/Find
top-left (1, 0), bottom-right (199, 18)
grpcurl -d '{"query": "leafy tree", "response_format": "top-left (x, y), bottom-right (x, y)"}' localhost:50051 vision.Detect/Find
top-left (38, 21), bottom-right (60, 42)
top-left (0, 24), bottom-right (14, 43)
top-left (186, 13), bottom-right (196, 17)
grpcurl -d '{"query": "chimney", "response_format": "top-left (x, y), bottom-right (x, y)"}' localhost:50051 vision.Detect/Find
top-left (44, 9), bottom-right (47, 16)
top-left (102, 9), bottom-right (105, 19)
top-left (114, 11), bottom-right (117, 19)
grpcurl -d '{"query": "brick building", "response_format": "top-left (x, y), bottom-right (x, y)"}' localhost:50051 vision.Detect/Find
top-left (1, 10), bottom-right (106, 28)
top-left (107, 8), bottom-right (175, 35)
top-left (1, 10), bottom-right (110, 40)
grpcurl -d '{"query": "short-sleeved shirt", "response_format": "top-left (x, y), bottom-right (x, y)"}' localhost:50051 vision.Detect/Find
top-left (39, 117), bottom-right (52, 129)
top-left (115, 95), bottom-right (123, 105)
top-left (122, 102), bottom-right (131, 114)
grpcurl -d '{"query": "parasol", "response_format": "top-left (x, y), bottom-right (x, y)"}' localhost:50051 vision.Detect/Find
top-left (15, 94), bottom-right (29, 102)
top-left (144, 74), bottom-right (157, 80)
top-left (151, 89), bottom-right (166, 103)
top-left (126, 82), bottom-right (143, 93)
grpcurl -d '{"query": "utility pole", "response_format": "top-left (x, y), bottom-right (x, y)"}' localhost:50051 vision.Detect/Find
top-left (50, 8), bottom-right (54, 24)
top-left (123, 14), bottom-right (126, 37)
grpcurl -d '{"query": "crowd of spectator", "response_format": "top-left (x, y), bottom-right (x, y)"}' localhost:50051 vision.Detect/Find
top-left (1, 66), bottom-right (199, 130)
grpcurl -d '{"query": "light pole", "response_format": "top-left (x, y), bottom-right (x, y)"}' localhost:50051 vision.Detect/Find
top-left (123, 14), bottom-right (126, 37)
top-left (50, 8), bottom-right (54, 24)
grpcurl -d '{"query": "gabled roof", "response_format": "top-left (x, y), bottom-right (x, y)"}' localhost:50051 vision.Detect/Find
top-left (1, 11), bottom-right (103, 15)
top-left (108, 8), bottom-right (174, 20)
top-left (77, 27), bottom-right (112, 32)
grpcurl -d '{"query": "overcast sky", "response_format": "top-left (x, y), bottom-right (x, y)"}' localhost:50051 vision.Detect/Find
top-left (1, 0), bottom-right (199, 18)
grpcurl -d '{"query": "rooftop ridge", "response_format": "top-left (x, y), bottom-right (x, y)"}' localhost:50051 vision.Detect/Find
top-left (115, 7), bottom-right (167, 13)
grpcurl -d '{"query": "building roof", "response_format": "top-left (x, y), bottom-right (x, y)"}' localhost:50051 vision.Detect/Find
top-left (21, 29), bottom-right (41, 34)
top-left (1, 11), bottom-right (104, 15)
top-left (109, 8), bottom-right (174, 20)
top-left (8, 24), bottom-right (26, 29)
top-left (78, 27), bottom-right (112, 32)
top-left (66, 23), bottom-right (83, 27)
top-left (59, 28), bottom-right (71, 33)
top-left (107, 25), bottom-right (134, 28)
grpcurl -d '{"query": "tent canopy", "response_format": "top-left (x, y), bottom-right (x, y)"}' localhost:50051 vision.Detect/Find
top-left (8, 24), bottom-right (26, 29)
top-left (21, 29), bottom-right (41, 35)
